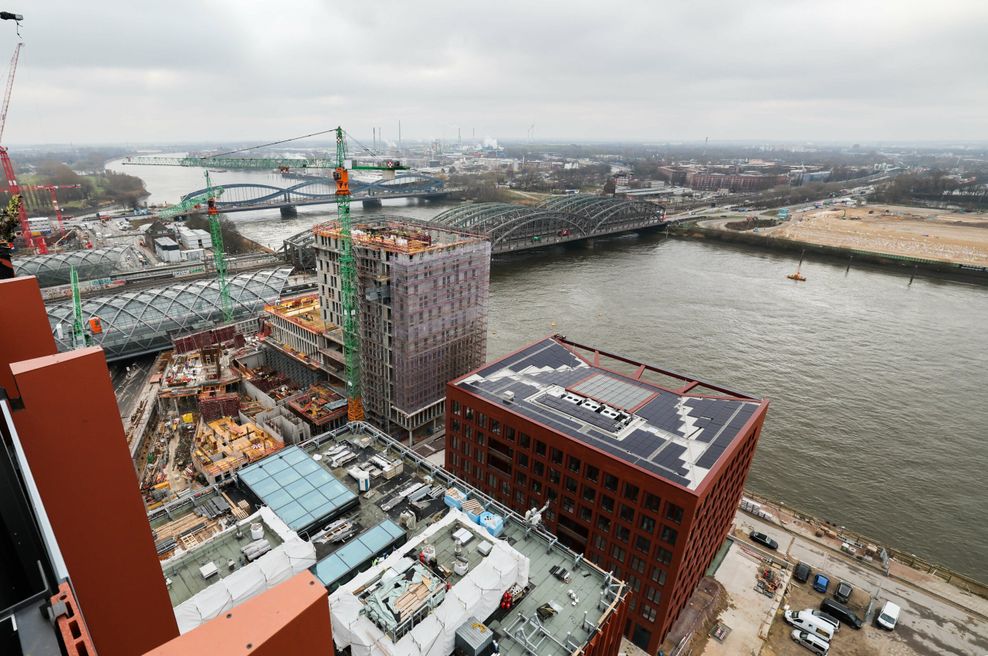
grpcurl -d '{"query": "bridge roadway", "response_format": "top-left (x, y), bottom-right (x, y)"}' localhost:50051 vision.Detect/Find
top-left (204, 189), bottom-right (451, 214)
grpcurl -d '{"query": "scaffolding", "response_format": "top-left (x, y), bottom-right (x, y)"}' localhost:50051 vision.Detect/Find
top-left (312, 220), bottom-right (490, 438)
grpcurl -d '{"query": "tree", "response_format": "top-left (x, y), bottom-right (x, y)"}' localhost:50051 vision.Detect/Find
top-left (602, 178), bottom-right (616, 196)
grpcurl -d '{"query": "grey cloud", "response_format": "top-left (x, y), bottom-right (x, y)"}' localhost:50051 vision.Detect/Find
top-left (3, 0), bottom-right (986, 144)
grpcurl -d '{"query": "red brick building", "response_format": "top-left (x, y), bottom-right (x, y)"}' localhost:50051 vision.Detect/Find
top-left (445, 336), bottom-right (769, 653)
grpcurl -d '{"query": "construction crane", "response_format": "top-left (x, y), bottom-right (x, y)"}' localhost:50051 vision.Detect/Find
top-left (204, 171), bottom-right (233, 322)
top-left (70, 265), bottom-right (87, 348)
top-left (329, 127), bottom-right (408, 422)
top-left (124, 155), bottom-right (340, 171)
top-left (22, 183), bottom-right (82, 234)
top-left (0, 41), bottom-right (36, 252)
top-left (155, 184), bottom-right (225, 221)
top-left (125, 127), bottom-right (408, 422)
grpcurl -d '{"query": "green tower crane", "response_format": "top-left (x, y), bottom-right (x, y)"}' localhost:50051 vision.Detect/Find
top-left (204, 171), bottom-right (233, 323)
top-left (332, 127), bottom-right (365, 422)
top-left (70, 265), bottom-right (87, 348)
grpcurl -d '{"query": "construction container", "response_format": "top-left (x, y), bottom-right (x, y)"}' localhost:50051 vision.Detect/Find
top-left (478, 511), bottom-right (504, 537)
top-left (444, 487), bottom-right (469, 510)
top-left (455, 617), bottom-right (494, 656)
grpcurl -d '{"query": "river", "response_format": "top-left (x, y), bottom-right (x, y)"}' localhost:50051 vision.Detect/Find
top-left (111, 161), bottom-right (988, 581)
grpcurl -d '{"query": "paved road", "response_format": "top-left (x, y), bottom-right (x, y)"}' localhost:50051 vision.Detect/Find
top-left (737, 513), bottom-right (988, 655)
top-left (110, 355), bottom-right (155, 421)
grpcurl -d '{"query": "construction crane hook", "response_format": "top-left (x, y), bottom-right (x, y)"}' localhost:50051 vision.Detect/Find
top-left (0, 12), bottom-right (23, 37)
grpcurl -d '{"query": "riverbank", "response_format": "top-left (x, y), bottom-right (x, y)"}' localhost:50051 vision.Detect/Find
top-left (672, 212), bottom-right (988, 282)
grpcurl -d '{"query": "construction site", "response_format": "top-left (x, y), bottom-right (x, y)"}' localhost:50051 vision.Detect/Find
top-left (146, 421), bottom-right (630, 656)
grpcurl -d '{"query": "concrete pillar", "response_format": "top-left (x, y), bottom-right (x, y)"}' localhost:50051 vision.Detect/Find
top-left (280, 205), bottom-right (298, 218)
top-left (362, 198), bottom-right (382, 209)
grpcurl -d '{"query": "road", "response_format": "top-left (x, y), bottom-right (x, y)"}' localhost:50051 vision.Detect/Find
top-left (110, 355), bottom-right (156, 422)
top-left (737, 513), bottom-right (988, 655)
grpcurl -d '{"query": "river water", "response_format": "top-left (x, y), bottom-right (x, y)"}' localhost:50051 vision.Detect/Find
top-left (114, 162), bottom-right (988, 580)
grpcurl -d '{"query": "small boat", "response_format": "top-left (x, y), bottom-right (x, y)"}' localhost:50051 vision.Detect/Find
top-left (788, 250), bottom-right (807, 281)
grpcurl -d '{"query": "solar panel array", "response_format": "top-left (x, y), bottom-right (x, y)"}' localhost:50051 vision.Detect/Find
top-left (238, 446), bottom-right (357, 531)
top-left (457, 338), bottom-right (761, 490)
top-left (571, 373), bottom-right (656, 411)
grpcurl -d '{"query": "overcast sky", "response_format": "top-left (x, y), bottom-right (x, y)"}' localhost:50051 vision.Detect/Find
top-left (5, 0), bottom-right (987, 145)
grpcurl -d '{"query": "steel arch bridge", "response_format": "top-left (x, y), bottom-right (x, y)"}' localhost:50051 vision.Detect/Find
top-left (432, 195), bottom-right (665, 254)
top-left (180, 173), bottom-right (447, 214)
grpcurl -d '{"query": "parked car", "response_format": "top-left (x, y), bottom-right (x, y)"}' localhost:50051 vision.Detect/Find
top-left (875, 600), bottom-right (901, 630)
top-left (820, 598), bottom-right (863, 629)
top-left (790, 629), bottom-right (830, 655)
top-left (809, 609), bottom-right (840, 633)
top-left (794, 562), bottom-right (811, 583)
top-left (834, 581), bottom-right (853, 603)
top-left (812, 573), bottom-right (830, 593)
top-left (783, 610), bottom-right (835, 642)
top-left (749, 530), bottom-right (779, 550)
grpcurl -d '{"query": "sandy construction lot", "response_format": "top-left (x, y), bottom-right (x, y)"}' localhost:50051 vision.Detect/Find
top-left (762, 205), bottom-right (988, 266)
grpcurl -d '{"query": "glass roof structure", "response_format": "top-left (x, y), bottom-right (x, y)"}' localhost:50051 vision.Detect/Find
top-left (312, 519), bottom-right (406, 589)
top-left (13, 246), bottom-right (139, 287)
top-left (238, 446), bottom-right (358, 534)
top-left (47, 268), bottom-right (292, 361)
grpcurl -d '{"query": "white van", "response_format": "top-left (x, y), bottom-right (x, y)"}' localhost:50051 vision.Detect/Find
top-left (875, 601), bottom-right (901, 630)
top-left (791, 629), bottom-right (830, 655)
top-left (783, 610), bottom-right (835, 642)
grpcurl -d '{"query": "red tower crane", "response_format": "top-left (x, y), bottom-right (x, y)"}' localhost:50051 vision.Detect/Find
top-left (23, 183), bottom-right (82, 234)
top-left (0, 42), bottom-right (35, 251)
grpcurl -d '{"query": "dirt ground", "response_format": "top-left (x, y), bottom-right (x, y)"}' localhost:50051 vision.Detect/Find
top-left (763, 204), bottom-right (988, 266)
top-left (762, 577), bottom-right (915, 656)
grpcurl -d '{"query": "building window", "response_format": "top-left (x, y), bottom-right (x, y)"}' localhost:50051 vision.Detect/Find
top-left (644, 492), bottom-right (660, 512)
top-left (515, 471), bottom-right (527, 485)
top-left (520, 433), bottom-right (530, 448)
top-left (579, 505), bottom-right (592, 522)
top-left (656, 547), bottom-right (672, 565)
top-left (534, 461), bottom-right (544, 476)
top-left (477, 412), bottom-right (486, 428)
top-left (532, 480), bottom-right (542, 494)
top-left (550, 448), bottom-right (563, 464)
top-left (612, 546), bottom-right (625, 563)
top-left (623, 483), bottom-right (639, 503)
top-left (635, 534), bottom-right (651, 554)
top-left (594, 534), bottom-right (607, 550)
top-left (620, 504), bottom-right (635, 523)
top-left (451, 399), bottom-right (460, 415)
top-left (597, 516), bottom-right (611, 533)
top-left (464, 406), bottom-right (474, 420)
top-left (490, 419), bottom-right (500, 435)
top-left (464, 425), bottom-right (473, 439)
top-left (505, 426), bottom-right (515, 441)
top-left (660, 525), bottom-right (678, 546)
top-left (451, 436), bottom-right (459, 450)
top-left (562, 497), bottom-right (575, 514)
top-left (564, 476), bottom-right (577, 493)
top-left (631, 556), bottom-right (646, 574)
top-left (476, 432), bottom-right (485, 446)
top-left (666, 503), bottom-right (684, 524)
top-left (601, 495), bottom-right (615, 513)
top-left (567, 455), bottom-right (581, 473)
top-left (640, 514), bottom-right (655, 533)
top-left (582, 487), bottom-right (596, 503)
top-left (585, 464), bottom-right (599, 482)
top-left (646, 587), bottom-right (661, 604)
top-left (651, 567), bottom-right (667, 586)
top-left (604, 473), bottom-right (618, 491)
top-left (518, 453), bottom-right (529, 468)
top-left (642, 606), bottom-right (657, 623)
top-left (535, 440), bottom-right (546, 456)
top-left (549, 469), bottom-right (560, 484)
top-left (616, 526), bottom-right (630, 543)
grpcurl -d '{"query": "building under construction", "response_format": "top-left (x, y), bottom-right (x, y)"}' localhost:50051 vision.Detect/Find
top-left (313, 219), bottom-right (490, 442)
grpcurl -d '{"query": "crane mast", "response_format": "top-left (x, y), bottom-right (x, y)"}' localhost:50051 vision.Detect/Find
top-left (333, 127), bottom-right (364, 422)
top-left (0, 42), bottom-right (34, 251)
top-left (204, 171), bottom-right (233, 323)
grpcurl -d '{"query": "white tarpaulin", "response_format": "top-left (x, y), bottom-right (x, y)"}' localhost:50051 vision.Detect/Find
top-left (171, 507), bottom-right (316, 633)
top-left (330, 509), bottom-right (530, 656)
